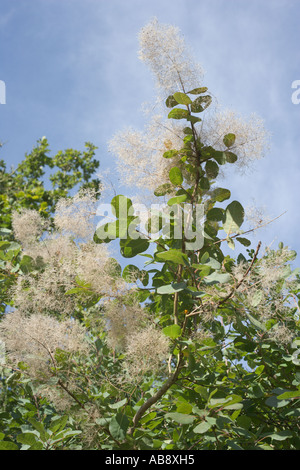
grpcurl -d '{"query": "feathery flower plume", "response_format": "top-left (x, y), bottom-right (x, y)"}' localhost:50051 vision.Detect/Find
top-left (123, 325), bottom-right (170, 381)
top-left (108, 115), bottom-right (185, 193)
top-left (104, 301), bottom-right (147, 350)
top-left (76, 242), bottom-right (128, 298)
top-left (54, 188), bottom-right (99, 241)
top-left (0, 311), bottom-right (89, 380)
top-left (12, 209), bottom-right (47, 247)
top-left (200, 109), bottom-right (269, 169)
top-left (138, 17), bottom-right (204, 96)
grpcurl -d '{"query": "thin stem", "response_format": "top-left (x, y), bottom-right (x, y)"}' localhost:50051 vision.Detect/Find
top-left (129, 315), bottom-right (190, 434)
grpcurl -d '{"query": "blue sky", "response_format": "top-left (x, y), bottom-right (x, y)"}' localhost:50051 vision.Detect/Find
top-left (0, 0), bottom-right (299, 260)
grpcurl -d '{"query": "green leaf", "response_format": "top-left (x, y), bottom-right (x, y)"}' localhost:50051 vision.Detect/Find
top-left (165, 412), bottom-right (195, 425)
top-left (4, 242), bottom-right (21, 252)
top-left (211, 187), bottom-right (231, 202)
top-left (120, 237), bottom-right (150, 258)
top-left (167, 194), bottom-right (188, 206)
top-left (17, 433), bottom-right (39, 447)
top-left (96, 219), bottom-right (131, 242)
top-left (227, 237), bottom-right (235, 250)
top-left (176, 400), bottom-right (193, 414)
top-left (236, 237), bottom-right (251, 247)
top-left (169, 167), bottom-right (183, 186)
top-left (165, 95), bottom-right (178, 108)
top-left (168, 109), bottom-right (189, 120)
top-left (224, 151), bottom-right (238, 163)
top-left (211, 150), bottom-right (226, 165)
top-left (140, 412), bottom-right (157, 425)
top-left (186, 115), bottom-right (202, 124)
top-left (194, 385), bottom-right (209, 400)
top-left (255, 365), bottom-right (265, 376)
top-left (277, 390), bottom-right (300, 400)
top-left (236, 416), bottom-right (252, 430)
top-left (156, 249), bottom-right (189, 265)
top-left (227, 441), bottom-right (244, 450)
top-left (139, 269), bottom-right (149, 287)
top-left (223, 133), bottom-right (236, 148)
top-left (183, 127), bottom-right (193, 135)
top-left (0, 441), bottom-right (19, 450)
top-left (191, 95), bottom-right (212, 113)
top-left (0, 228), bottom-right (12, 236)
top-left (173, 92), bottom-right (192, 105)
top-left (203, 272), bottom-right (231, 285)
top-left (122, 264), bottom-right (140, 282)
top-left (163, 150), bottom-right (179, 159)
top-left (250, 291), bottom-right (263, 307)
top-left (109, 413), bottom-right (129, 441)
top-left (157, 282), bottom-right (187, 295)
top-left (49, 415), bottom-right (69, 433)
top-left (193, 421), bottom-right (212, 434)
top-left (109, 398), bottom-right (128, 409)
top-left (223, 201), bottom-right (244, 235)
top-left (187, 87), bottom-right (208, 95)
top-left (244, 311), bottom-right (267, 332)
top-left (28, 418), bottom-right (48, 441)
top-left (199, 177), bottom-right (210, 191)
top-left (163, 324), bottom-right (182, 339)
top-left (265, 395), bottom-right (290, 408)
top-left (209, 395), bottom-right (243, 410)
top-left (18, 255), bottom-right (36, 274)
top-left (205, 160), bottom-right (219, 179)
top-left (111, 194), bottom-right (133, 218)
top-left (206, 208), bottom-right (224, 222)
top-left (268, 430), bottom-right (294, 441)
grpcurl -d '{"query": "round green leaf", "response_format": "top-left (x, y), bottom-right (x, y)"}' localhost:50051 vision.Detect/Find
top-left (206, 208), bottom-right (224, 221)
top-left (156, 249), bottom-right (189, 265)
top-left (223, 201), bottom-right (244, 235)
top-left (199, 177), bottom-right (210, 191)
top-left (191, 95), bottom-right (212, 113)
top-left (120, 237), bottom-right (150, 258)
top-left (0, 441), bottom-right (19, 450)
top-left (165, 95), bottom-right (178, 108)
top-left (223, 133), bottom-right (236, 148)
top-left (173, 92), bottom-right (192, 105)
top-left (156, 282), bottom-right (187, 295)
top-left (122, 264), bottom-right (140, 282)
top-left (167, 194), bottom-right (188, 206)
top-left (111, 194), bottom-right (133, 218)
top-left (168, 109), bottom-right (189, 120)
top-left (193, 421), bottom-right (212, 434)
top-left (163, 149), bottom-right (179, 159)
top-left (211, 187), bottom-right (231, 202)
top-left (109, 413), bottom-right (129, 441)
top-left (165, 412), bottom-right (195, 425)
top-left (205, 160), bottom-right (219, 179)
top-left (162, 324), bottom-right (182, 339)
top-left (224, 151), bottom-right (238, 163)
top-left (236, 237), bottom-right (251, 247)
top-left (169, 167), bottom-right (183, 186)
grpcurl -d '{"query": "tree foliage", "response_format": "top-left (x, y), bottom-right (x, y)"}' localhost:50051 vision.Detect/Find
top-left (0, 137), bottom-right (100, 230)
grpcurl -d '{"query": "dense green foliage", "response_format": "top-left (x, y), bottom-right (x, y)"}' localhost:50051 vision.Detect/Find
top-left (0, 138), bottom-right (100, 230)
top-left (0, 139), bottom-right (101, 449)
